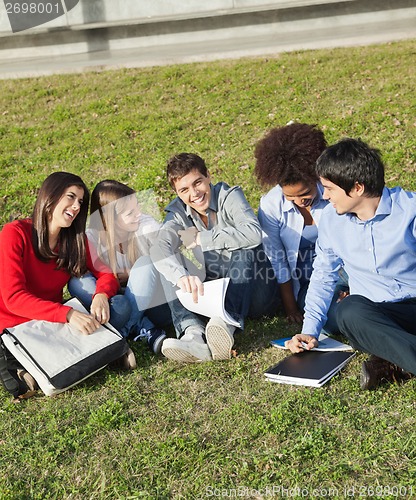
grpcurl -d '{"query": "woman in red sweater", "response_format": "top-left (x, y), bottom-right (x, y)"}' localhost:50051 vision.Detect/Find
top-left (0, 172), bottom-right (136, 400)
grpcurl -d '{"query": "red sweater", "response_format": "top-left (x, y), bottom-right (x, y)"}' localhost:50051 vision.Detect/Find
top-left (0, 219), bottom-right (119, 332)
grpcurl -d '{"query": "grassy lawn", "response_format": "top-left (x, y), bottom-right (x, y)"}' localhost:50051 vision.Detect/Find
top-left (0, 40), bottom-right (415, 499)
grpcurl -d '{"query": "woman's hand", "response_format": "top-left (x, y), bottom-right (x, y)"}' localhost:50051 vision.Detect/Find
top-left (90, 293), bottom-right (110, 324)
top-left (279, 281), bottom-right (303, 324)
top-left (285, 307), bottom-right (304, 324)
top-left (67, 309), bottom-right (101, 335)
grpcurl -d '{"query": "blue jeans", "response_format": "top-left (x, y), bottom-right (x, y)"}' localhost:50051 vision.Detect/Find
top-left (163, 245), bottom-right (280, 337)
top-left (68, 274), bottom-right (131, 333)
top-left (122, 256), bottom-right (172, 336)
top-left (297, 268), bottom-right (349, 335)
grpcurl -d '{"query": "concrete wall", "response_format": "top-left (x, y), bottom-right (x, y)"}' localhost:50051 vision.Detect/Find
top-left (0, 0), bottom-right (349, 35)
top-left (1, 0), bottom-right (413, 63)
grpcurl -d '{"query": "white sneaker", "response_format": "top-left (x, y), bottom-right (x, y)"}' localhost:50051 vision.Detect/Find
top-left (205, 317), bottom-right (235, 360)
top-left (162, 328), bottom-right (212, 363)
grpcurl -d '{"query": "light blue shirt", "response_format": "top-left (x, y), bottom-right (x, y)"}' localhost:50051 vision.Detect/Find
top-left (303, 186), bottom-right (416, 338)
top-left (258, 183), bottom-right (327, 299)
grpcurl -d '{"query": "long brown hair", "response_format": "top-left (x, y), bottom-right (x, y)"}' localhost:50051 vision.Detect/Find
top-left (32, 172), bottom-right (90, 276)
top-left (89, 180), bottom-right (139, 276)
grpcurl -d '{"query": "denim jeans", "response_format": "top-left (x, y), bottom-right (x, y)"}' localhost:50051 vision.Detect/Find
top-left (163, 245), bottom-right (280, 337)
top-left (68, 273), bottom-right (131, 333)
top-left (68, 258), bottom-right (171, 337)
top-left (122, 255), bottom-right (172, 336)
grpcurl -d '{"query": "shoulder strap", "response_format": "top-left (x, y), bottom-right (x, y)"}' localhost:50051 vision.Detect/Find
top-left (0, 335), bottom-right (22, 397)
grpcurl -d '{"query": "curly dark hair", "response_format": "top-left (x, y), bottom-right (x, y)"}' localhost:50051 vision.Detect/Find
top-left (254, 123), bottom-right (327, 188)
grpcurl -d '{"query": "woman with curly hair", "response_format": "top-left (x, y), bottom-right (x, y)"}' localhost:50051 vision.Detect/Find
top-left (255, 123), bottom-right (348, 331)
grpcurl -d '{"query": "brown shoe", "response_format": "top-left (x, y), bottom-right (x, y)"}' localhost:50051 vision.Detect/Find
top-left (109, 347), bottom-right (137, 370)
top-left (121, 348), bottom-right (137, 370)
top-left (17, 369), bottom-right (38, 392)
top-left (360, 355), bottom-right (413, 390)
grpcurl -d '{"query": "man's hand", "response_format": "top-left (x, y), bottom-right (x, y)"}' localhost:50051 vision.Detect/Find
top-left (177, 275), bottom-right (204, 303)
top-left (90, 293), bottom-right (110, 324)
top-left (285, 334), bottom-right (318, 353)
top-left (67, 309), bottom-right (101, 335)
top-left (178, 227), bottom-right (199, 249)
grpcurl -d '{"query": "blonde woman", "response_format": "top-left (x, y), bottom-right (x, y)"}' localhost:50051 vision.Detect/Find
top-left (68, 180), bottom-right (169, 354)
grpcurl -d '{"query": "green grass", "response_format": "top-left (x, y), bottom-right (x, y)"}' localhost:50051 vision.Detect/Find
top-left (0, 40), bottom-right (415, 499)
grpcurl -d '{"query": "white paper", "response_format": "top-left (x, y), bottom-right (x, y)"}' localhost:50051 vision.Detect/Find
top-left (175, 277), bottom-right (241, 327)
top-left (270, 333), bottom-right (353, 352)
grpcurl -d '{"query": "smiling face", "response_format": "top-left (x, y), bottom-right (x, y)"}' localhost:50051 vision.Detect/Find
top-left (49, 185), bottom-right (85, 233)
top-left (116, 195), bottom-right (141, 234)
top-left (320, 177), bottom-right (361, 214)
top-left (281, 182), bottom-right (318, 209)
top-left (173, 169), bottom-right (212, 215)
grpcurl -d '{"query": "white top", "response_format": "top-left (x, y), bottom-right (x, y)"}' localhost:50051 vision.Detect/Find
top-left (87, 214), bottom-right (161, 273)
top-left (258, 183), bottom-right (327, 299)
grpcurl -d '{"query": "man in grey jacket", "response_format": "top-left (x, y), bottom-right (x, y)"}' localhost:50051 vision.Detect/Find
top-left (150, 153), bottom-right (280, 363)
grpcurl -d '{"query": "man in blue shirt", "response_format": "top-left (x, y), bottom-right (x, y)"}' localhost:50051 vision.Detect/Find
top-left (287, 138), bottom-right (416, 389)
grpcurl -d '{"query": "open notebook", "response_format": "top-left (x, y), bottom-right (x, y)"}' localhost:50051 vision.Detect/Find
top-left (270, 333), bottom-right (353, 352)
top-left (176, 277), bottom-right (241, 327)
